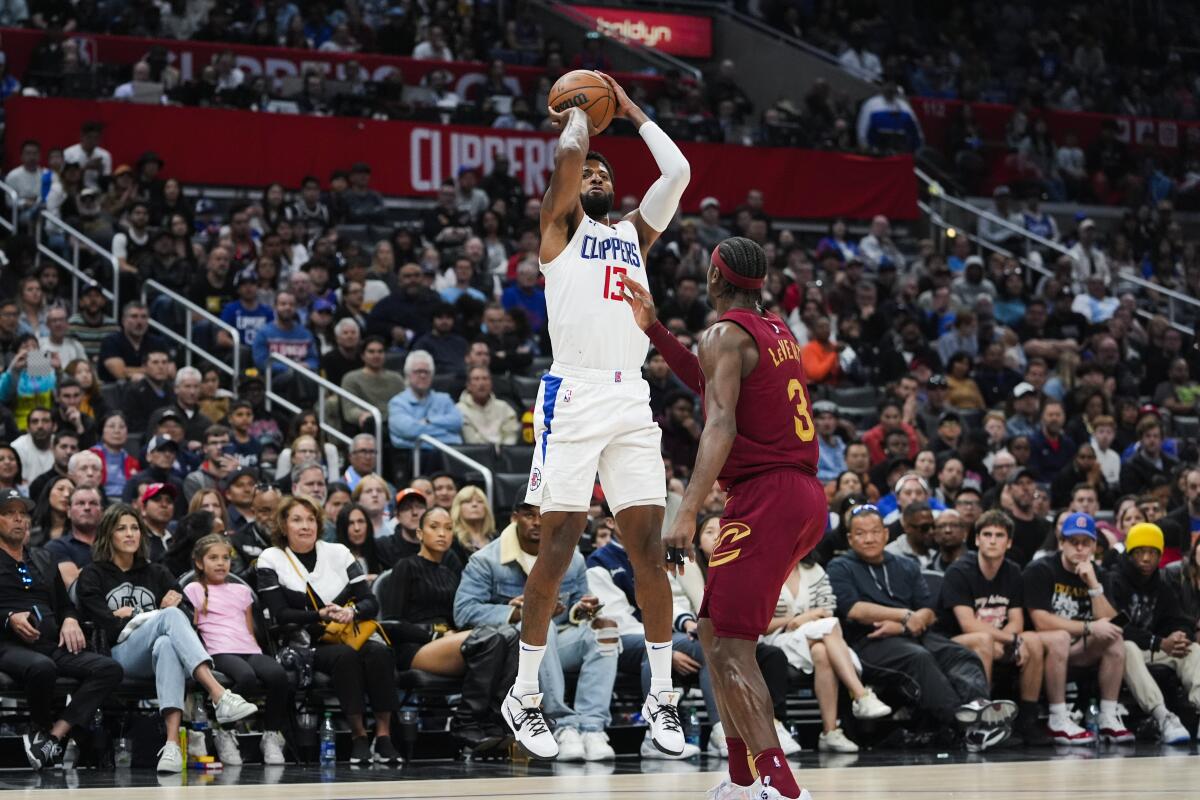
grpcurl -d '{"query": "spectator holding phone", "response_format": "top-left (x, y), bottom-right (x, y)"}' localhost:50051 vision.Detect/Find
top-left (183, 425), bottom-right (240, 501)
top-left (0, 335), bottom-right (59, 431)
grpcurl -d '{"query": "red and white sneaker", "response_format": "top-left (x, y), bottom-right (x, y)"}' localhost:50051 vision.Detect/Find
top-left (1046, 718), bottom-right (1096, 746)
top-left (1098, 715), bottom-right (1134, 744)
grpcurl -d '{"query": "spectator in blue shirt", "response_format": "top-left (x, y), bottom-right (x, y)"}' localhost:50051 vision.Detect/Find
top-left (501, 261), bottom-right (547, 334)
top-left (219, 267), bottom-right (274, 348)
top-left (388, 350), bottom-right (463, 451)
top-left (814, 400), bottom-right (847, 483)
top-left (252, 291), bottom-right (318, 404)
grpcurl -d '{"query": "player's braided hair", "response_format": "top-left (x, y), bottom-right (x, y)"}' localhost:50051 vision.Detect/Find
top-left (715, 236), bottom-right (767, 302)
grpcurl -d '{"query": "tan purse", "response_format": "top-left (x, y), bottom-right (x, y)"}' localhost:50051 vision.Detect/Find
top-left (283, 549), bottom-right (389, 651)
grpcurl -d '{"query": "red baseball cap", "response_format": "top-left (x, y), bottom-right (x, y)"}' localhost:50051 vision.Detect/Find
top-left (139, 482), bottom-right (178, 504)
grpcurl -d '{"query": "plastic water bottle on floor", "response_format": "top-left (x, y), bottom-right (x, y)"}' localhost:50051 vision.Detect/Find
top-left (1085, 702), bottom-right (1099, 742)
top-left (685, 707), bottom-right (700, 747)
top-left (114, 737), bottom-right (132, 768)
top-left (320, 713), bottom-right (337, 765)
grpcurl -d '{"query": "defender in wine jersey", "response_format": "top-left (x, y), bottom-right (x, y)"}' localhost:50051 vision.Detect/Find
top-left (499, 73), bottom-right (693, 765)
top-left (627, 237), bottom-right (820, 800)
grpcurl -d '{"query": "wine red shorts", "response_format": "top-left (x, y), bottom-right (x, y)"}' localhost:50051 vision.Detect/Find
top-left (699, 470), bottom-right (827, 640)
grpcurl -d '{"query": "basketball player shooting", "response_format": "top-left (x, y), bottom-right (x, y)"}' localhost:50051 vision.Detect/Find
top-left (500, 73), bottom-right (692, 761)
top-left (622, 239), bottom-right (825, 800)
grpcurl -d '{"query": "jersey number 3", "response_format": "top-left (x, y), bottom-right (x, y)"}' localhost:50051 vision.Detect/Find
top-left (788, 379), bottom-right (815, 442)
top-left (602, 264), bottom-right (628, 301)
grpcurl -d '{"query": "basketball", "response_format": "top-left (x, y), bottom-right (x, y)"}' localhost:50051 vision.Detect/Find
top-left (548, 69), bottom-right (615, 134)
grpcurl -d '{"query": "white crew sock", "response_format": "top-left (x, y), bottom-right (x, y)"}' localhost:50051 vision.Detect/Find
top-left (646, 640), bottom-right (674, 695)
top-left (1098, 699), bottom-right (1119, 722)
top-left (515, 643), bottom-right (546, 696)
top-left (1048, 703), bottom-right (1070, 727)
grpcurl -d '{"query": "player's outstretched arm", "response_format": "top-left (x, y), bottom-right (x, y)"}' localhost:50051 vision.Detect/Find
top-left (621, 276), bottom-right (704, 394)
top-left (541, 105), bottom-right (589, 263)
top-left (661, 322), bottom-right (747, 574)
top-left (597, 73), bottom-right (690, 258)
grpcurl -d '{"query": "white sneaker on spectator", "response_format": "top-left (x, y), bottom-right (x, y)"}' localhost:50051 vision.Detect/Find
top-left (774, 719), bottom-right (802, 755)
top-left (639, 731), bottom-right (699, 759)
top-left (156, 743), bottom-right (184, 774)
top-left (707, 721), bottom-right (729, 758)
top-left (213, 691), bottom-right (257, 725)
top-left (705, 779), bottom-right (752, 800)
top-left (956, 698), bottom-right (1017, 727)
top-left (817, 728), bottom-right (858, 753)
top-left (554, 727), bottom-right (585, 761)
top-left (260, 731), bottom-right (287, 765)
top-left (213, 730), bottom-right (242, 765)
top-left (581, 731), bottom-right (616, 761)
top-left (1046, 717), bottom-right (1095, 746)
top-left (501, 689), bottom-right (558, 760)
top-left (642, 690), bottom-right (685, 756)
top-left (851, 689), bottom-right (892, 720)
top-left (1098, 714), bottom-right (1134, 743)
top-left (749, 781), bottom-right (813, 799)
top-left (1158, 712), bottom-right (1191, 744)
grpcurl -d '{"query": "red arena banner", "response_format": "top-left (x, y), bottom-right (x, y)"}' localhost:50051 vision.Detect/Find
top-left (4, 96), bottom-right (918, 220)
top-left (910, 96), bottom-right (1200, 155)
top-left (0, 26), bottom-right (663, 99)
top-left (572, 6), bottom-right (713, 58)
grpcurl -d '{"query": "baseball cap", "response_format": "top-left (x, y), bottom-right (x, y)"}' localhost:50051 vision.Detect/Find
top-left (993, 185), bottom-right (1011, 197)
top-left (220, 467), bottom-right (260, 490)
top-left (147, 434), bottom-right (179, 453)
top-left (139, 482), bottom-right (178, 504)
top-left (81, 283), bottom-right (105, 297)
top-left (938, 410), bottom-right (962, 426)
top-left (0, 487), bottom-right (33, 511)
top-left (699, 196), bottom-right (720, 210)
top-left (312, 297), bottom-right (336, 313)
top-left (927, 374), bottom-right (948, 389)
top-left (233, 266), bottom-right (258, 287)
top-left (812, 400), bottom-right (838, 417)
top-left (154, 407), bottom-right (183, 425)
top-left (964, 255), bottom-right (984, 268)
top-left (1079, 218), bottom-right (1096, 231)
top-left (1125, 522), bottom-right (1163, 554)
top-left (1138, 403), bottom-right (1161, 419)
top-left (1006, 466), bottom-right (1037, 485)
top-left (238, 370), bottom-right (265, 389)
top-left (1061, 512), bottom-right (1097, 540)
top-left (1012, 382), bottom-right (1037, 399)
top-left (395, 488), bottom-right (427, 508)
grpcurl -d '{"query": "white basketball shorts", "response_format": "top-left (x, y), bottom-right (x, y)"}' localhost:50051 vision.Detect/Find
top-left (525, 362), bottom-right (667, 513)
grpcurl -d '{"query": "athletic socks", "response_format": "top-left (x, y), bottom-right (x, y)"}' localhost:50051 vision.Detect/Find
top-left (1048, 702), bottom-right (1070, 728)
top-left (646, 640), bottom-right (673, 695)
top-left (726, 737), bottom-right (754, 787)
top-left (514, 642), bottom-right (546, 696)
top-left (754, 748), bottom-right (801, 799)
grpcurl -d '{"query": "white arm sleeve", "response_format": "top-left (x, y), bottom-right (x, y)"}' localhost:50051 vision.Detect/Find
top-left (637, 120), bottom-right (690, 232)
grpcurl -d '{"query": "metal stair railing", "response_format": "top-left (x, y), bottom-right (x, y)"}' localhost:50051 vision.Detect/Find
top-left (264, 353), bottom-right (383, 477)
top-left (34, 211), bottom-right (120, 312)
top-left (412, 434), bottom-right (495, 508)
top-left (0, 180), bottom-right (19, 235)
top-left (916, 168), bottom-right (1198, 335)
top-left (141, 279), bottom-right (241, 380)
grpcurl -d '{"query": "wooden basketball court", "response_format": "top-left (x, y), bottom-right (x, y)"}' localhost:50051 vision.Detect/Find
top-left (10, 752), bottom-right (1193, 799)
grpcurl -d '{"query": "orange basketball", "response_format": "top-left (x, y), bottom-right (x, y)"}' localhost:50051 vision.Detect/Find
top-left (548, 70), bottom-right (615, 134)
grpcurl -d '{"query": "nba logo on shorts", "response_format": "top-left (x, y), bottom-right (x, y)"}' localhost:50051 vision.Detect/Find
top-left (563, 388), bottom-right (573, 403)
top-left (529, 468), bottom-right (542, 491)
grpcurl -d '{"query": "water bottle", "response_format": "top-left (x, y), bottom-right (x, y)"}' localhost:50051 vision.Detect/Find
top-left (114, 737), bottom-right (132, 768)
top-left (1085, 702), bottom-right (1100, 741)
top-left (685, 707), bottom-right (700, 747)
top-left (193, 694), bottom-right (210, 735)
top-left (320, 712), bottom-right (337, 765)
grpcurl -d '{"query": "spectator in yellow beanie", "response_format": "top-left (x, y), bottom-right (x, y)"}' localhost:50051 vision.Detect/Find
top-left (1105, 522), bottom-right (1200, 743)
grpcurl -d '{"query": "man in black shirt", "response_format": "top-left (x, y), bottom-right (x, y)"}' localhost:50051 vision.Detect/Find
top-left (826, 505), bottom-right (1016, 750)
top-left (42, 486), bottom-right (103, 588)
top-left (1024, 512), bottom-right (1133, 742)
top-left (28, 430), bottom-right (80, 503)
top-left (0, 488), bottom-right (123, 770)
top-left (97, 301), bottom-right (171, 383)
top-left (1005, 467), bottom-right (1051, 567)
top-left (940, 511), bottom-right (1069, 746)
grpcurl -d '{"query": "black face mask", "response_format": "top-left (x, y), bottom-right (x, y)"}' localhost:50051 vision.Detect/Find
top-left (581, 190), bottom-right (614, 221)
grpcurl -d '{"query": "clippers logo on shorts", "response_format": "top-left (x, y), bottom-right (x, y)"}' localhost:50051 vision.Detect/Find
top-left (614, 371), bottom-right (623, 383)
top-left (529, 468), bottom-right (542, 491)
top-left (708, 522), bottom-right (751, 568)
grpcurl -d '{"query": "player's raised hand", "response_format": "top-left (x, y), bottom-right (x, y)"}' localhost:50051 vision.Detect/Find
top-left (621, 276), bottom-right (657, 331)
top-left (547, 104), bottom-right (586, 131)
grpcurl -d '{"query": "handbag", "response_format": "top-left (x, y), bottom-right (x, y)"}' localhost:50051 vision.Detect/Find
top-left (282, 549), bottom-right (390, 651)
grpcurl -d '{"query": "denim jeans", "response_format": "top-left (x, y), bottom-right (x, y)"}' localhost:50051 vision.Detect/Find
top-left (619, 631), bottom-right (719, 724)
top-left (111, 607), bottom-right (214, 714)
top-left (536, 622), bottom-right (618, 732)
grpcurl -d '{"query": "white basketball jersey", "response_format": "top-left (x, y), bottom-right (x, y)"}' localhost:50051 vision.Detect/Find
top-left (540, 217), bottom-right (649, 372)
